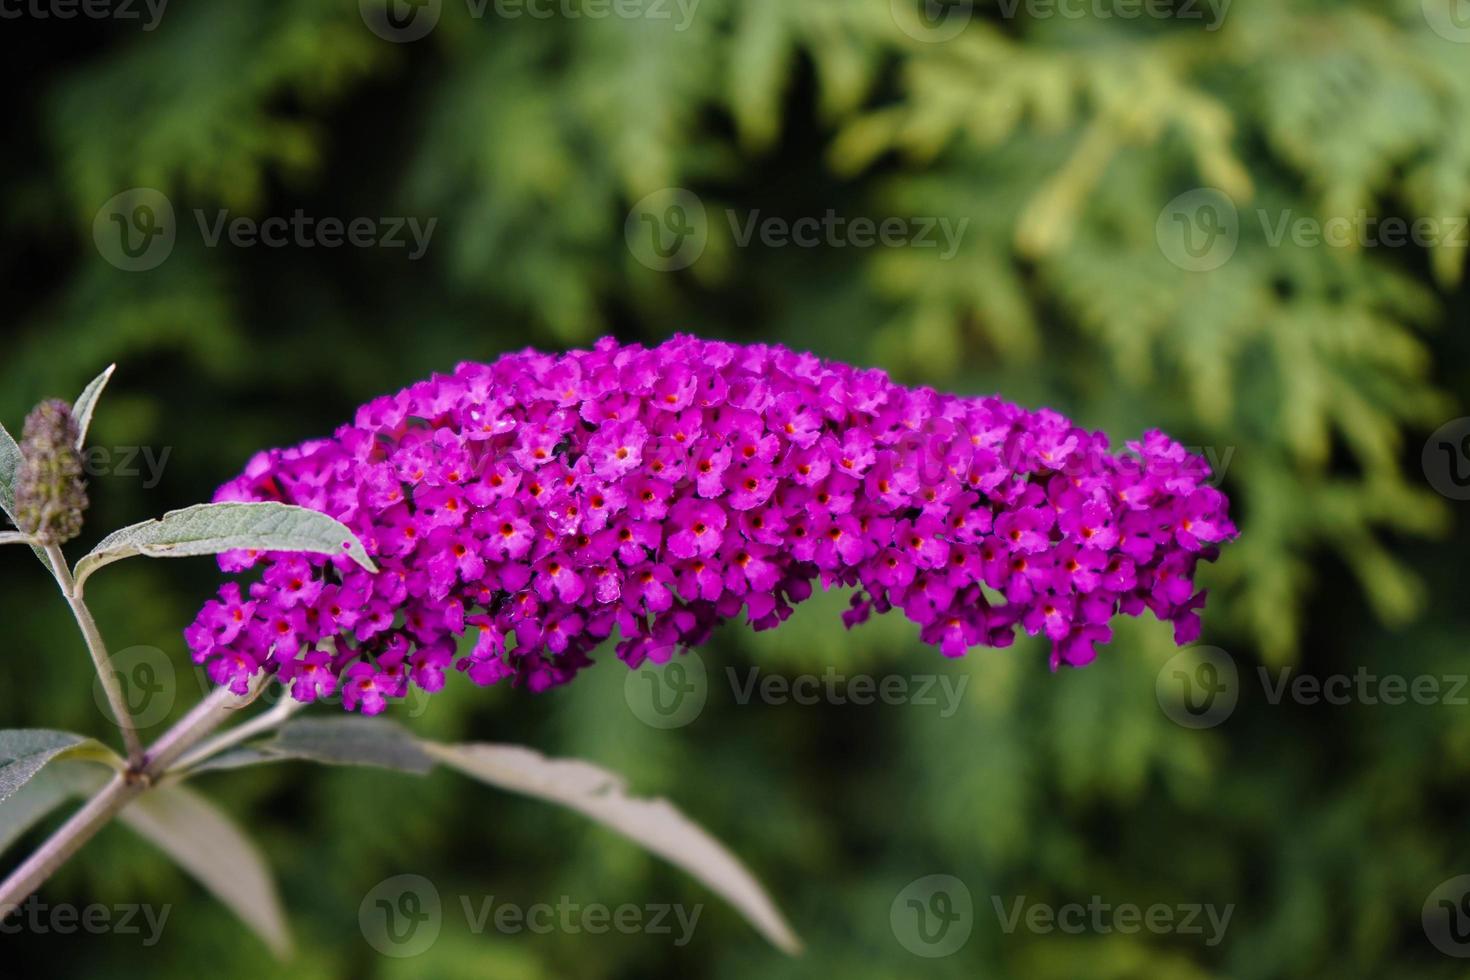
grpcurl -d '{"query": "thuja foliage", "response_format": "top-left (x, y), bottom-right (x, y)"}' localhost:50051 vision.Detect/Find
top-left (6, 0), bottom-right (1461, 662)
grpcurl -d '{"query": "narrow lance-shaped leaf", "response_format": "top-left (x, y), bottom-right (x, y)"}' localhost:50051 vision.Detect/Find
top-left (428, 742), bottom-right (804, 955)
top-left (71, 364), bottom-right (117, 450)
top-left (176, 746), bottom-right (283, 775)
top-left (0, 730), bottom-right (120, 806)
top-left (0, 420), bottom-right (20, 522)
top-left (259, 718), bottom-right (436, 773)
top-left (0, 761), bottom-right (110, 857)
top-left (181, 717), bottom-right (437, 776)
top-left (74, 501), bottom-right (377, 589)
top-left (118, 783), bottom-right (292, 958)
top-left (183, 719), bottom-right (802, 953)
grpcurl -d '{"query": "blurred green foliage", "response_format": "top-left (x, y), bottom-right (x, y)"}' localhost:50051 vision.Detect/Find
top-left (2, 0), bottom-right (1468, 977)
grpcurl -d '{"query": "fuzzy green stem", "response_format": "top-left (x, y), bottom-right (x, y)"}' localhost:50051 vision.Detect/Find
top-left (171, 690), bottom-right (305, 774)
top-left (0, 675), bottom-right (271, 916)
top-left (44, 543), bottom-right (144, 765)
top-left (0, 773), bottom-right (142, 918)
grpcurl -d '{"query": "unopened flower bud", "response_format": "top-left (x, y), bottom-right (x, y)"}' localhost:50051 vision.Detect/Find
top-left (14, 399), bottom-right (89, 545)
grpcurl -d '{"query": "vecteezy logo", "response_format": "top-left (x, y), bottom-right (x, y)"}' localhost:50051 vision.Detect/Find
top-left (360, 0), bottom-right (441, 42)
top-left (360, 874), bottom-right (442, 957)
top-left (890, 0), bottom-right (974, 43)
top-left (1422, 418), bottom-right (1470, 501)
top-left (625, 188), bottom-right (708, 272)
top-left (1423, 0), bottom-right (1470, 43)
top-left (1156, 645), bottom-right (1238, 729)
top-left (1424, 875), bottom-right (1470, 957)
top-left (891, 874), bottom-right (972, 957)
top-left (94, 646), bottom-right (176, 730)
top-left (623, 650), bottom-right (708, 729)
top-left (93, 188), bottom-right (175, 272)
top-left (1156, 188), bottom-right (1239, 272)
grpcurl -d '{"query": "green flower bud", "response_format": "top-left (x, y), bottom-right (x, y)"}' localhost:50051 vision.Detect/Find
top-left (14, 399), bottom-right (89, 545)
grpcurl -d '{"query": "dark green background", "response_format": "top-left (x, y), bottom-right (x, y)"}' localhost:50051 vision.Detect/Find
top-left (3, 0), bottom-right (1469, 976)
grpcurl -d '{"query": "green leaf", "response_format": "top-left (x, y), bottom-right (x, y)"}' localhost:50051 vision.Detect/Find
top-left (179, 721), bottom-right (801, 953)
top-left (427, 742), bottom-right (803, 955)
top-left (0, 761), bottom-right (110, 856)
top-left (71, 364), bottom-right (116, 450)
top-left (728, 0), bottom-right (793, 152)
top-left (181, 746), bottom-right (285, 775)
top-left (185, 718), bottom-right (435, 775)
top-left (260, 718), bottom-right (435, 774)
top-left (0, 730), bottom-right (121, 806)
top-left (119, 783), bottom-right (292, 958)
top-left (0, 420), bottom-right (19, 522)
top-left (73, 501), bottom-right (378, 588)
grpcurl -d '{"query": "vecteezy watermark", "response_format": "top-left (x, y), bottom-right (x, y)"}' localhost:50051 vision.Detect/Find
top-left (1422, 0), bottom-right (1470, 43)
top-left (359, 0), bottom-right (701, 42)
top-left (358, 874), bottom-right (702, 957)
top-left (460, 896), bottom-right (701, 946)
top-left (624, 188), bottom-right (709, 272)
top-left (889, 0), bottom-right (974, 43)
top-left (992, 895), bottom-right (1233, 946)
top-left (94, 645), bottom-right (177, 731)
top-left (93, 650), bottom-right (433, 733)
top-left (725, 210), bottom-right (969, 259)
top-left (1258, 667), bottom-right (1470, 708)
top-left (1424, 875), bottom-right (1470, 957)
top-left (890, 0), bottom-right (1226, 43)
top-left (624, 651), bottom-right (972, 728)
top-left (360, 874), bottom-right (443, 958)
top-left (1157, 646), bottom-right (1470, 729)
top-left (0, 0), bottom-right (167, 30)
top-left (1157, 188), bottom-right (1470, 272)
top-left (1423, 418), bottom-right (1470, 501)
top-left (1155, 188), bottom-right (1240, 272)
top-left (93, 188), bottom-right (176, 272)
top-left (94, 188), bottom-right (437, 271)
top-left (625, 188), bottom-right (970, 272)
top-left (1253, 211), bottom-right (1470, 251)
top-left (81, 445), bottom-right (171, 489)
top-left (727, 666), bottom-right (969, 718)
top-left (211, 662), bottom-right (434, 719)
top-left (624, 650), bottom-right (709, 728)
top-left (1156, 645), bottom-right (1238, 729)
top-left (891, 875), bottom-right (973, 958)
top-left (1181, 445), bottom-right (1233, 487)
top-left (0, 897), bottom-right (171, 946)
top-left (993, 0), bottom-right (1228, 29)
top-left (360, 0), bottom-right (441, 41)
top-left (194, 211), bottom-right (436, 259)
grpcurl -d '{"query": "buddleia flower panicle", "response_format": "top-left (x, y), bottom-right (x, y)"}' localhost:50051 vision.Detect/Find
top-left (186, 336), bottom-right (1237, 714)
top-left (14, 399), bottom-right (89, 546)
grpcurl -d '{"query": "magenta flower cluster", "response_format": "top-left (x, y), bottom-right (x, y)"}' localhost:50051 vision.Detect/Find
top-left (185, 336), bottom-right (1235, 714)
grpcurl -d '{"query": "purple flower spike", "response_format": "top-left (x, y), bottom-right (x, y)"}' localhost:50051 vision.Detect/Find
top-left (186, 336), bottom-right (1237, 713)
